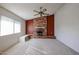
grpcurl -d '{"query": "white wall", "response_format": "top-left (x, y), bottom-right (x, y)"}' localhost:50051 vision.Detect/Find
top-left (0, 7), bottom-right (25, 52)
top-left (55, 4), bottom-right (79, 53)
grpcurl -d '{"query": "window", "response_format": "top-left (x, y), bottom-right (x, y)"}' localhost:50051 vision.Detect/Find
top-left (0, 16), bottom-right (21, 36)
top-left (0, 16), bottom-right (14, 36)
top-left (14, 21), bottom-right (21, 33)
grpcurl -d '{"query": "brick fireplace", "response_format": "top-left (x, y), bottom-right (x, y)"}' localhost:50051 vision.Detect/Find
top-left (25, 15), bottom-right (54, 38)
top-left (33, 16), bottom-right (47, 38)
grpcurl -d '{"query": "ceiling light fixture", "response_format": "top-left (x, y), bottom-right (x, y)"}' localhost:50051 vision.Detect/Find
top-left (33, 7), bottom-right (49, 17)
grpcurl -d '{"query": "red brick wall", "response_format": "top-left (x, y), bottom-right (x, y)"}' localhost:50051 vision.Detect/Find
top-left (33, 16), bottom-right (47, 37)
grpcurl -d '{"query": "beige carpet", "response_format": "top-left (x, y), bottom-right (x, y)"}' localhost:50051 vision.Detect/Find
top-left (2, 38), bottom-right (79, 55)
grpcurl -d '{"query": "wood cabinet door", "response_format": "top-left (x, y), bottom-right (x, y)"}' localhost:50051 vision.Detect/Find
top-left (26, 20), bottom-right (33, 34)
top-left (47, 15), bottom-right (54, 37)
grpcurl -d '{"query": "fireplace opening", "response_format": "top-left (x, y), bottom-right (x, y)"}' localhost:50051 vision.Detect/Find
top-left (36, 27), bottom-right (44, 36)
top-left (37, 31), bottom-right (43, 36)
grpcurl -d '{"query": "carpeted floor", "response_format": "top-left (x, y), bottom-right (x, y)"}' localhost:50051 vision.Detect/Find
top-left (2, 38), bottom-right (79, 55)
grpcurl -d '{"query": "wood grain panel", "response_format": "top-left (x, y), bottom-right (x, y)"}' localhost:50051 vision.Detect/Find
top-left (47, 15), bottom-right (54, 37)
top-left (26, 20), bottom-right (33, 34)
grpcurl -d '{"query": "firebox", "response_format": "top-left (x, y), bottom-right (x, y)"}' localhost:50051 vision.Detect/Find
top-left (37, 30), bottom-right (43, 36)
top-left (36, 27), bottom-right (45, 36)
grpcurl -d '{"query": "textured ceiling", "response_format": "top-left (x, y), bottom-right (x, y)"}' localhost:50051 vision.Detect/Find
top-left (0, 3), bottom-right (64, 20)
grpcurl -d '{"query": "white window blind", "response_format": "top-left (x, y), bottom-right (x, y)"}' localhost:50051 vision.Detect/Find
top-left (0, 16), bottom-right (14, 36)
top-left (0, 16), bottom-right (21, 36)
top-left (14, 21), bottom-right (21, 33)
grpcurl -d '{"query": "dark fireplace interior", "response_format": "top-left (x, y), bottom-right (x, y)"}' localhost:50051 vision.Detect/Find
top-left (37, 31), bottom-right (43, 36)
top-left (36, 28), bottom-right (44, 36)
